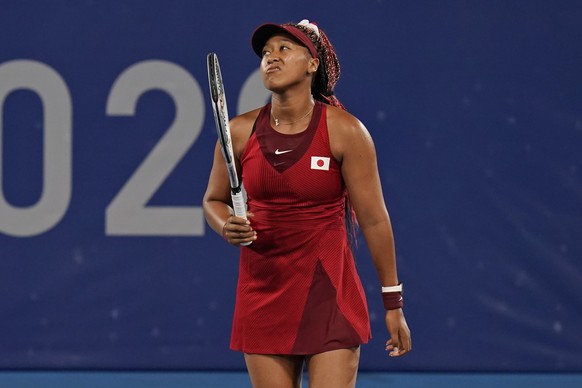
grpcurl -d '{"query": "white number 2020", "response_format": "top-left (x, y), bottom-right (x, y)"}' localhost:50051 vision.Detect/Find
top-left (0, 59), bottom-right (268, 237)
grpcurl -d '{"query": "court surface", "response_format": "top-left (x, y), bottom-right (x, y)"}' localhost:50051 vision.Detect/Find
top-left (0, 371), bottom-right (581, 388)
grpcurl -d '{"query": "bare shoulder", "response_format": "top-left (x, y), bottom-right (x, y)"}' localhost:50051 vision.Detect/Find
top-left (326, 105), bottom-right (374, 161)
top-left (230, 107), bottom-right (262, 156)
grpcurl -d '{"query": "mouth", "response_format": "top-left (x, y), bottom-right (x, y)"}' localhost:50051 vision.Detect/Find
top-left (265, 66), bottom-right (281, 74)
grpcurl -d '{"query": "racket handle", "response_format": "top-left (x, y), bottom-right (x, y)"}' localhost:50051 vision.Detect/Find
top-left (231, 191), bottom-right (247, 219)
top-left (231, 190), bottom-right (252, 246)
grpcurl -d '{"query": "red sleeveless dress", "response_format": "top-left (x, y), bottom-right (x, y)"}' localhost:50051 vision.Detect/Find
top-left (231, 101), bottom-right (371, 354)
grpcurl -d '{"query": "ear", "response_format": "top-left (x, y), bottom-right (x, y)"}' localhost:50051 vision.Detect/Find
top-left (307, 57), bottom-right (320, 75)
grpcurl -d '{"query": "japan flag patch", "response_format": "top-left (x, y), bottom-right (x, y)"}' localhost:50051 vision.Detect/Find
top-left (310, 156), bottom-right (330, 171)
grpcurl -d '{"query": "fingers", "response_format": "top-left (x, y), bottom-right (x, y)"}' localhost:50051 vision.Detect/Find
top-left (385, 337), bottom-right (400, 357)
top-left (222, 216), bottom-right (257, 246)
top-left (399, 330), bottom-right (412, 356)
top-left (385, 339), bottom-right (397, 355)
top-left (385, 331), bottom-right (412, 357)
top-left (385, 310), bottom-right (412, 357)
top-left (386, 339), bottom-right (410, 357)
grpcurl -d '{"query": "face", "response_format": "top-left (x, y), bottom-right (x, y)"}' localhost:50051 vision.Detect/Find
top-left (260, 33), bottom-right (319, 93)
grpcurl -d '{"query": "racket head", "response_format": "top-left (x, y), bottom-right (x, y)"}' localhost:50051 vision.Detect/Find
top-left (206, 53), bottom-right (251, 241)
top-left (207, 53), bottom-right (221, 105)
top-left (207, 53), bottom-right (239, 186)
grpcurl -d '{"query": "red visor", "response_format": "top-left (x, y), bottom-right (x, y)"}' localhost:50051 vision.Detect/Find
top-left (251, 23), bottom-right (318, 58)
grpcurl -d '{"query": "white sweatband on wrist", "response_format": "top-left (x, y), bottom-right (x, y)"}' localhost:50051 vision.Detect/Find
top-left (382, 283), bottom-right (403, 293)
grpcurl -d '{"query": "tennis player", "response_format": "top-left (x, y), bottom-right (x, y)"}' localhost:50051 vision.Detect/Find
top-left (203, 19), bottom-right (411, 388)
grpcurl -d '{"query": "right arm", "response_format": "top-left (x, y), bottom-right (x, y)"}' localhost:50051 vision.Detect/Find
top-left (202, 111), bottom-right (258, 246)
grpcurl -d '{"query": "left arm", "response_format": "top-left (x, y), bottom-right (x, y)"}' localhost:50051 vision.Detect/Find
top-left (329, 107), bottom-right (412, 357)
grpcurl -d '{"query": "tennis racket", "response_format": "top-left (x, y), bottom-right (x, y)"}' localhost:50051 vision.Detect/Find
top-left (207, 53), bottom-right (251, 245)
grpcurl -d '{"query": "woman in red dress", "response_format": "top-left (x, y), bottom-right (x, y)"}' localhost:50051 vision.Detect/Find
top-left (204, 19), bottom-right (411, 388)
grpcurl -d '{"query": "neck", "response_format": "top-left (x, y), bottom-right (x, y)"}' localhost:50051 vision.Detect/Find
top-left (270, 91), bottom-right (315, 121)
top-left (270, 104), bottom-right (314, 128)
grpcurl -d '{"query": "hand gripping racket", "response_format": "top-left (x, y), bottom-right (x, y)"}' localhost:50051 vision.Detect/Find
top-left (207, 53), bottom-right (251, 245)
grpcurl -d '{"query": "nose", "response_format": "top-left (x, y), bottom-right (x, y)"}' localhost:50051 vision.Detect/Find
top-left (266, 53), bottom-right (279, 64)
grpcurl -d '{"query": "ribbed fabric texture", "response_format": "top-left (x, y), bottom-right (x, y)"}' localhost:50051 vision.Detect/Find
top-left (230, 101), bottom-right (371, 354)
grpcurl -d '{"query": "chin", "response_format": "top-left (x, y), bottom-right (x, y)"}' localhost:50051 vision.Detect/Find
top-left (263, 82), bottom-right (286, 94)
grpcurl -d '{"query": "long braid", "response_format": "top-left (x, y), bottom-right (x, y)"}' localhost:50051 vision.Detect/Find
top-left (287, 23), bottom-right (346, 111)
top-left (286, 21), bottom-right (358, 246)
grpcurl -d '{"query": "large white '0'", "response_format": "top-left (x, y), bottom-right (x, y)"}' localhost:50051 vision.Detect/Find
top-left (0, 60), bottom-right (72, 237)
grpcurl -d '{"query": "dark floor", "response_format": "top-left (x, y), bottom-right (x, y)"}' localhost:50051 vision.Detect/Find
top-left (0, 371), bottom-right (581, 388)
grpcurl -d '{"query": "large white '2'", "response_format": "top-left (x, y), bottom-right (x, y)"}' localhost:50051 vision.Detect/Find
top-left (105, 60), bottom-right (204, 236)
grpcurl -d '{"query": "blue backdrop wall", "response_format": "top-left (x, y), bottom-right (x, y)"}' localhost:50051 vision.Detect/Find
top-left (1, 0), bottom-right (581, 372)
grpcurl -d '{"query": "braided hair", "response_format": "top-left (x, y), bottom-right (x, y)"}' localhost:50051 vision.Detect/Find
top-left (287, 22), bottom-right (346, 111)
top-left (286, 21), bottom-right (360, 245)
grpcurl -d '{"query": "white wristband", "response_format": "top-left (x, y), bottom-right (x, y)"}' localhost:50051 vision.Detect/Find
top-left (381, 283), bottom-right (403, 293)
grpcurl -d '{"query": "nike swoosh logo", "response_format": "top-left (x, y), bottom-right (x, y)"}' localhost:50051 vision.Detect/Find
top-left (275, 149), bottom-right (293, 155)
